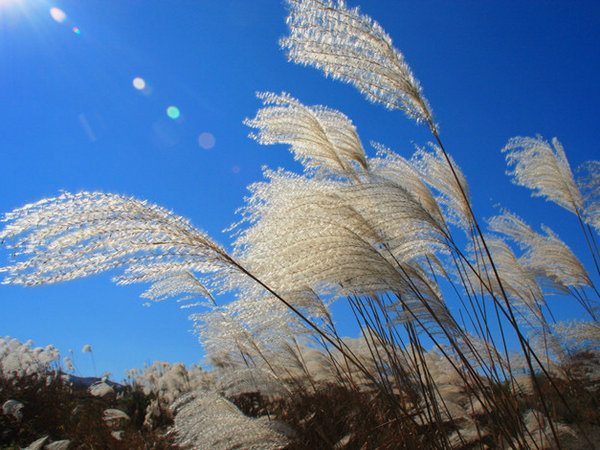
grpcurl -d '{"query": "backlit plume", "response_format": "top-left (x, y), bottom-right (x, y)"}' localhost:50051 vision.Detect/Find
top-left (0, 192), bottom-right (233, 301)
top-left (245, 92), bottom-right (368, 178)
top-left (281, 0), bottom-right (435, 129)
top-left (503, 136), bottom-right (584, 214)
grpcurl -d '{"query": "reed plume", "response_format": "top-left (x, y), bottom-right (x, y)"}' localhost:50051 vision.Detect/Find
top-left (2, 0), bottom-right (600, 448)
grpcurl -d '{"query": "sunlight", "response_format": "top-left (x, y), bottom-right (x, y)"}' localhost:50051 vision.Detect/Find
top-left (0, 0), bottom-right (23, 13)
top-left (49, 7), bottom-right (66, 23)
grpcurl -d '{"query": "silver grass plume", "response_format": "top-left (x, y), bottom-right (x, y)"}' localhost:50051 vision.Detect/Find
top-left (578, 160), bottom-right (600, 232)
top-left (0, 336), bottom-right (61, 379)
top-left (553, 320), bottom-right (600, 353)
top-left (281, 0), bottom-right (435, 128)
top-left (516, 410), bottom-right (577, 450)
top-left (0, 192), bottom-right (233, 304)
top-left (469, 237), bottom-right (546, 328)
top-left (171, 390), bottom-right (288, 449)
top-left (244, 92), bottom-right (368, 178)
top-left (139, 271), bottom-right (214, 308)
top-left (489, 211), bottom-right (592, 290)
top-left (411, 144), bottom-right (472, 232)
top-left (370, 143), bottom-right (447, 233)
top-left (230, 161), bottom-right (466, 346)
top-left (503, 136), bottom-right (584, 214)
top-left (215, 365), bottom-right (292, 399)
top-left (131, 361), bottom-right (213, 413)
top-left (193, 292), bottom-right (305, 372)
top-left (233, 169), bottom-right (449, 301)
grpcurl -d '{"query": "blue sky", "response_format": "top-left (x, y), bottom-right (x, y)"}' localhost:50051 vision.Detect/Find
top-left (1, 0), bottom-right (599, 380)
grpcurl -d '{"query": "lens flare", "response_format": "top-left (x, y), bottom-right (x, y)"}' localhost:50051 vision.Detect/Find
top-left (132, 77), bottom-right (146, 90)
top-left (72, 27), bottom-right (81, 34)
top-left (49, 7), bottom-right (67, 23)
top-left (198, 132), bottom-right (215, 149)
top-left (166, 106), bottom-right (180, 119)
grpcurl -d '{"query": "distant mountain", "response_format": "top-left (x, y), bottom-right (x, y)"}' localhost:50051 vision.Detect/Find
top-left (60, 372), bottom-right (126, 392)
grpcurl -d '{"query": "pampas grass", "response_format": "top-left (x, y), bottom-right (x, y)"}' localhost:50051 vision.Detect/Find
top-left (2, 0), bottom-right (600, 447)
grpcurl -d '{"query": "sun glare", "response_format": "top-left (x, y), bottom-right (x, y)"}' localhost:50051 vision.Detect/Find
top-left (49, 7), bottom-right (66, 23)
top-left (0, 0), bottom-right (22, 10)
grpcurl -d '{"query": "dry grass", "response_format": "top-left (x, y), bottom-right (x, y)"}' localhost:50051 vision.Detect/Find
top-left (0, 370), bottom-right (179, 449)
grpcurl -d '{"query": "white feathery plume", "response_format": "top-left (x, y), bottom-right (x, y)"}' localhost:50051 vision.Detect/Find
top-left (216, 366), bottom-right (292, 398)
top-left (22, 436), bottom-right (49, 450)
top-left (171, 390), bottom-right (288, 449)
top-left (578, 160), bottom-right (600, 232)
top-left (489, 211), bottom-right (592, 290)
top-left (503, 136), bottom-right (584, 214)
top-left (0, 192), bottom-right (233, 303)
top-left (233, 171), bottom-right (398, 299)
top-left (296, 346), bottom-right (340, 385)
top-left (194, 306), bottom-right (263, 368)
top-left (103, 408), bottom-right (130, 426)
top-left (411, 144), bottom-right (472, 232)
top-left (450, 331), bottom-right (508, 374)
top-left (233, 169), bottom-right (448, 302)
top-left (132, 361), bottom-right (213, 411)
top-left (387, 266), bottom-right (458, 341)
top-left (340, 180), bottom-right (450, 264)
top-left (516, 410), bottom-right (577, 450)
top-left (45, 440), bottom-right (70, 450)
top-left (135, 271), bottom-right (215, 308)
top-left (192, 288), bottom-right (308, 389)
top-left (528, 328), bottom-right (568, 375)
top-left (554, 320), bottom-right (600, 351)
top-left (469, 237), bottom-right (545, 328)
top-left (2, 400), bottom-right (24, 421)
top-left (370, 143), bottom-right (447, 232)
top-left (89, 381), bottom-right (114, 398)
top-left (410, 350), bottom-right (478, 426)
top-left (245, 92), bottom-right (368, 178)
top-left (553, 321), bottom-right (600, 385)
top-left (231, 167), bottom-right (460, 348)
top-left (0, 336), bottom-right (61, 378)
top-left (281, 0), bottom-right (435, 128)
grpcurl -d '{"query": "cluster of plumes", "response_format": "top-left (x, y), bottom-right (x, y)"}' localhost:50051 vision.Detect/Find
top-left (126, 360), bottom-right (291, 448)
top-left (2, 75), bottom-right (600, 450)
top-left (281, 0), bottom-right (435, 129)
top-left (237, 93), bottom-right (458, 303)
top-left (1, 0), bottom-right (600, 448)
top-left (102, 408), bottom-right (131, 442)
top-left (0, 336), bottom-right (61, 379)
top-left (126, 361), bottom-right (213, 428)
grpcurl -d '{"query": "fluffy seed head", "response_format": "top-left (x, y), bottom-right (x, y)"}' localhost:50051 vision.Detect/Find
top-left (281, 0), bottom-right (435, 128)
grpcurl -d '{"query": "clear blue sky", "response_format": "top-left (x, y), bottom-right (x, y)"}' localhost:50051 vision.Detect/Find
top-left (1, 0), bottom-right (599, 380)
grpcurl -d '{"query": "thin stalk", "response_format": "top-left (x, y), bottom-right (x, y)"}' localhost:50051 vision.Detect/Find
top-left (425, 124), bottom-right (593, 448)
